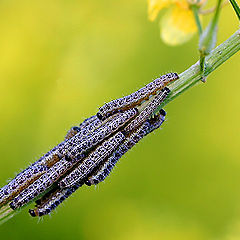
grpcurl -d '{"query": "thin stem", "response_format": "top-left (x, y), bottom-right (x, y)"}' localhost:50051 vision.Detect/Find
top-left (154, 30), bottom-right (240, 112)
top-left (192, 5), bottom-right (203, 35)
top-left (229, 0), bottom-right (240, 20)
top-left (198, 0), bottom-right (223, 81)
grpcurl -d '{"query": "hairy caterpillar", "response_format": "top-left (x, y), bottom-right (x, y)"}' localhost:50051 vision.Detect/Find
top-left (9, 157), bottom-right (76, 210)
top-left (0, 165), bottom-right (47, 208)
top-left (61, 108), bottom-right (138, 162)
top-left (28, 109), bottom-right (166, 215)
top-left (97, 73), bottom-right (178, 120)
top-left (0, 115), bottom-right (103, 207)
top-left (124, 87), bottom-right (170, 134)
top-left (59, 132), bottom-right (125, 189)
top-left (29, 184), bottom-right (82, 217)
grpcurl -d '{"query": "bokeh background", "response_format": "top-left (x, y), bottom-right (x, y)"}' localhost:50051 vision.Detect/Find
top-left (0, 1), bottom-right (240, 239)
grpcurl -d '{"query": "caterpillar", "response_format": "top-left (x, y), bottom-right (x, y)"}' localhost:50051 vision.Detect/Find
top-left (85, 109), bottom-right (166, 186)
top-left (123, 87), bottom-right (170, 134)
top-left (0, 165), bottom-right (47, 208)
top-left (29, 184), bottom-right (82, 217)
top-left (38, 115), bottom-right (102, 167)
top-left (59, 131), bottom-right (126, 189)
top-left (61, 108), bottom-right (138, 162)
top-left (9, 157), bottom-right (76, 210)
top-left (97, 73), bottom-right (178, 120)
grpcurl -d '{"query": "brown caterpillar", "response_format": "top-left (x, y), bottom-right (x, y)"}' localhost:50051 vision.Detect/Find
top-left (97, 73), bottom-right (178, 120)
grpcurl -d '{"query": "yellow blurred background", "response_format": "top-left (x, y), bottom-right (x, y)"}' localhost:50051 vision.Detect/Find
top-left (0, 1), bottom-right (240, 239)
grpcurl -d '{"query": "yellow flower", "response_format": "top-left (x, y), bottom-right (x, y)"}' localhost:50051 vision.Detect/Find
top-left (148, 0), bottom-right (204, 45)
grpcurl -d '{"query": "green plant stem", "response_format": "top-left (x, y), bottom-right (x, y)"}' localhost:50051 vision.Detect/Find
top-left (198, 0), bottom-right (223, 81)
top-left (0, 30), bottom-right (240, 226)
top-left (0, 205), bottom-right (17, 225)
top-left (192, 5), bottom-right (203, 35)
top-left (153, 30), bottom-right (240, 112)
top-left (229, 0), bottom-right (240, 20)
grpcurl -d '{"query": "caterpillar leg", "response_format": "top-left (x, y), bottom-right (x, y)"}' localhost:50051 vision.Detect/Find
top-left (85, 109), bottom-right (166, 186)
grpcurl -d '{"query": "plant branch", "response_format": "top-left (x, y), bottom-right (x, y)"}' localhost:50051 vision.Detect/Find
top-left (154, 29), bottom-right (240, 111)
top-left (229, 0), bottom-right (240, 20)
top-left (192, 5), bottom-right (203, 35)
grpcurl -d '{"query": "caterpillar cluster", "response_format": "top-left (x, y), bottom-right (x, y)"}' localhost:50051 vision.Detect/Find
top-left (86, 109), bottom-right (166, 186)
top-left (0, 73), bottom-right (178, 217)
top-left (28, 108), bottom-right (167, 217)
top-left (8, 109), bottom-right (137, 210)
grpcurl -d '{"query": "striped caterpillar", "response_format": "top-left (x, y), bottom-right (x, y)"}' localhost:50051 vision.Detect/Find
top-left (97, 73), bottom-right (178, 120)
top-left (58, 131), bottom-right (126, 189)
top-left (28, 131), bottom-right (127, 216)
top-left (60, 108), bottom-right (138, 161)
top-left (123, 87), bottom-right (170, 134)
top-left (85, 109), bottom-right (166, 186)
top-left (29, 184), bottom-right (82, 217)
top-left (9, 157), bottom-right (74, 210)
top-left (0, 165), bottom-right (47, 208)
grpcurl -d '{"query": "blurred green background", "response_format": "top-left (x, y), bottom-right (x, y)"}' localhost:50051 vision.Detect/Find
top-left (0, 0), bottom-right (240, 239)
